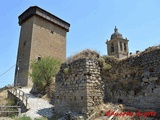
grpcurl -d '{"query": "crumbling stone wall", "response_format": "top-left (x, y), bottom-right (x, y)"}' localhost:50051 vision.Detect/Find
top-left (54, 46), bottom-right (160, 119)
top-left (54, 58), bottom-right (104, 118)
top-left (103, 46), bottom-right (160, 115)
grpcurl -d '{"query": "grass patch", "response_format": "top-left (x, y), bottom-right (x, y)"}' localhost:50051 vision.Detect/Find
top-left (13, 115), bottom-right (32, 120)
top-left (34, 117), bottom-right (48, 120)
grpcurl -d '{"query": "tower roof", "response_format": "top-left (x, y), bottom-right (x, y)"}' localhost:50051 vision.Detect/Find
top-left (110, 26), bottom-right (123, 40)
top-left (18, 6), bottom-right (70, 32)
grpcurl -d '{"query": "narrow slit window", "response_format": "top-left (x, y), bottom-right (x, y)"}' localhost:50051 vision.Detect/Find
top-left (23, 41), bottom-right (26, 46)
top-left (81, 96), bottom-right (83, 101)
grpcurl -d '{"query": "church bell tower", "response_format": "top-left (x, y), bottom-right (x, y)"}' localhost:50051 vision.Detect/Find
top-left (106, 26), bottom-right (129, 59)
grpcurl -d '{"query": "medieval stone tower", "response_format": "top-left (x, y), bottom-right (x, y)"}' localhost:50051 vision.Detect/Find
top-left (106, 26), bottom-right (129, 59)
top-left (14, 6), bottom-right (70, 87)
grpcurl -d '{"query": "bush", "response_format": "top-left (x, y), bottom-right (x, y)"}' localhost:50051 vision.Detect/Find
top-left (63, 67), bottom-right (70, 75)
top-left (98, 57), bottom-right (105, 67)
top-left (29, 56), bottom-right (61, 94)
top-left (103, 63), bottom-right (112, 71)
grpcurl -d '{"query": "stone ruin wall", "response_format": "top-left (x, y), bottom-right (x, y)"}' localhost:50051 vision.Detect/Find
top-left (103, 47), bottom-right (160, 115)
top-left (54, 46), bottom-right (160, 118)
top-left (54, 58), bottom-right (104, 118)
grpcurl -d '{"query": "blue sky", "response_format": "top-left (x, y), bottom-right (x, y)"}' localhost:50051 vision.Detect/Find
top-left (0, 0), bottom-right (160, 88)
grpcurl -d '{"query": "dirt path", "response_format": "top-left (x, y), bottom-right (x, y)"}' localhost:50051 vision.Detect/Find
top-left (20, 88), bottom-right (54, 120)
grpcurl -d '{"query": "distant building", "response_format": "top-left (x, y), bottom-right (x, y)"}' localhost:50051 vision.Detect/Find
top-left (106, 26), bottom-right (129, 58)
top-left (14, 6), bottom-right (70, 87)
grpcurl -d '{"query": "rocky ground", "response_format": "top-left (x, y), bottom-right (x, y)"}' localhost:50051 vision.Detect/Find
top-left (20, 88), bottom-right (54, 120)
top-left (0, 87), bottom-right (54, 120)
top-left (0, 87), bottom-right (159, 120)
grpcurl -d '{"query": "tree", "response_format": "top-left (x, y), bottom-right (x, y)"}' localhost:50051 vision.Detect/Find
top-left (29, 56), bottom-right (61, 94)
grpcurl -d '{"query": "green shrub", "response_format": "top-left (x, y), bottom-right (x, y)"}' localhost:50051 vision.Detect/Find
top-left (29, 56), bottom-right (61, 93)
top-left (98, 57), bottom-right (105, 67)
top-left (64, 67), bottom-right (70, 75)
top-left (103, 63), bottom-right (112, 71)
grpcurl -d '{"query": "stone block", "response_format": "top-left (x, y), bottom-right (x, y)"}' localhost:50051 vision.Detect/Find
top-left (143, 71), bottom-right (150, 77)
top-left (142, 78), bottom-right (149, 82)
top-left (149, 77), bottom-right (158, 81)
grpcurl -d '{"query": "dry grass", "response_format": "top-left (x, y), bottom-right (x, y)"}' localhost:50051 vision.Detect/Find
top-left (67, 49), bottom-right (100, 64)
top-left (0, 89), bottom-right (8, 105)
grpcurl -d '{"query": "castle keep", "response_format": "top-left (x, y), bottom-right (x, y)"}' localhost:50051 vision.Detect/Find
top-left (14, 6), bottom-right (70, 86)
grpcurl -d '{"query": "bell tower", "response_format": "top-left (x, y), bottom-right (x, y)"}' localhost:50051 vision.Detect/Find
top-left (106, 26), bottom-right (129, 59)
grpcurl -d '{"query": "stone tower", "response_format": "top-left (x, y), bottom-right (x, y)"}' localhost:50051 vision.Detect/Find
top-left (14, 6), bottom-right (70, 87)
top-left (106, 26), bottom-right (129, 59)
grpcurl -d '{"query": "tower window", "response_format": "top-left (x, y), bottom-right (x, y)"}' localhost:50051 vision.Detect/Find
top-left (124, 43), bottom-right (127, 51)
top-left (23, 41), bottom-right (26, 46)
top-left (81, 96), bottom-right (84, 101)
top-left (38, 57), bottom-right (41, 61)
top-left (111, 43), bottom-right (114, 52)
top-left (120, 42), bottom-right (122, 51)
